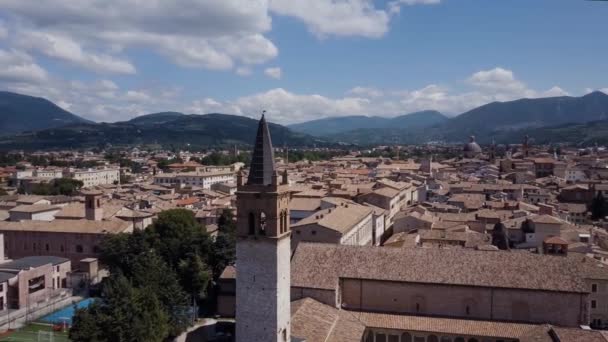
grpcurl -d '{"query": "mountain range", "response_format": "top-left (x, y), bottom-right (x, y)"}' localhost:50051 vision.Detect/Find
top-left (288, 110), bottom-right (447, 136)
top-left (307, 91), bottom-right (608, 145)
top-left (1, 90), bottom-right (608, 149)
top-left (0, 112), bottom-right (316, 150)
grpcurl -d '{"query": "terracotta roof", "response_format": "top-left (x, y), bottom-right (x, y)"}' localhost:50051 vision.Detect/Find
top-left (544, 236), bottom-right (569, 245)
top-left (291, 243), bottom-right (596, 293)
top-left (54, 203), bottom-right (123, 220)
top-left (9, 204), bottom-right (59, 213)
top-left (219, 265), bottom-right (236, 280)
top-left (530, 214), bottom-right (565, 225)
top-left (0, 219), bottom-right (130, 234)
top-left (175, 197), bottom-right (200, 206)
top-left (355, 311), bottom-right (537, 339)
top-left (292, 205), bottom-right (372, 234)
top-left (291, 298), bottom-right (365, 342)
top-left (289, 197), bottom-right (322, 212)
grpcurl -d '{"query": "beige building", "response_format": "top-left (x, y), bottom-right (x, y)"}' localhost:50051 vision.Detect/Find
top-left (0, 255), bottom-right (71, 310)
top-left (0, 219), bottom-right (131, 265)
top-left (291, 203), bottom-right (373, 250)
top-left (69, 168), bottom-right (120, 188)
top-left (9, 204), bottom-right (60, 222)
top-left (153, 170), bottom-right (234, 189)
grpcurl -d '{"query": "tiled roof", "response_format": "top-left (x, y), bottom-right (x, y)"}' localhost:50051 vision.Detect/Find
top-left (291, 298), bottom-right (365, 342)
top-left (291, 243), bottom-right (597, 293)
top-left (0, 219), bottom-right (130, 234)
top-left (355, 311), bottom-right (537, 339)
top-left (289, 197), bottom-right (322, 211)
top-left (292, 205), bottom-right (372, 234)
top-left (9, 204), bottom-right (59, 213)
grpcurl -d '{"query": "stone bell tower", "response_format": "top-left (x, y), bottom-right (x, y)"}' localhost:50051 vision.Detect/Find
top-left (235, 114), bottom-right (291, 342)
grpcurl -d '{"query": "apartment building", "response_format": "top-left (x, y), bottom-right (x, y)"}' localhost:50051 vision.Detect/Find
top-left (68, 168), bottom-right (120, 188)
top-left (153, 170), bottom-right (235, 189)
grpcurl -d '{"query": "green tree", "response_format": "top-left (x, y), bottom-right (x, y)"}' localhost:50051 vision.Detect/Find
top-left (69, 304), bottom-right (103, 342)
top-left (590, 191), bottom-right (608, 220)
top-left (130, 251), bottom-right (190, 336)
top-left (70, 275), bottom-right (169, 342)
top-left (210, 209), bottom-right (236, 278)
top-left (147, 209), bottom-right (211, 268)
top-left (179, 254), bottom-right (211, 300)
top-left (521, 218), bottom-right (534, 234)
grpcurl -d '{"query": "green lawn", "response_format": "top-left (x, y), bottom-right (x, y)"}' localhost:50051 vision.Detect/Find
top-left (0, 323), bottom-right (69, 342)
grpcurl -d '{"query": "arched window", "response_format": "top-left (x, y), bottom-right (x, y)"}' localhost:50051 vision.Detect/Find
top-left (248, 212), bottom-right (256, 235)
top-left (427, 335), bottom-right (439, 342)
top-left (283, 210), bottom-right (288, 233)
top-left (400, 332), bottom-right (412, 342)
top-left (259, 211), bottom-right (267, 235)
top-left (440, 337), bottom-right (452, 342)
top-left (279, 211), bottom-right (284, 234)
top-left (76, 245), bottom-right (84, 253)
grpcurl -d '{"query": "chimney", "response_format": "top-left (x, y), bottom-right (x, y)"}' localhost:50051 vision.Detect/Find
top-left (84, 190), bottom-right (104, 221)
top-left (0, 234), bottom-right (4, 263)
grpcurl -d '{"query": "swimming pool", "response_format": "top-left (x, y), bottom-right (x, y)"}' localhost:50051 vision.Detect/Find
top-left (39, 298), bottom-right (95, 325)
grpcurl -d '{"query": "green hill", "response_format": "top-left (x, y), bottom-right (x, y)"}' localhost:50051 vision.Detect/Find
top-left (0, 113), bottom-right (321, 150)
top-left (0, 91), bottom-right (90, 135)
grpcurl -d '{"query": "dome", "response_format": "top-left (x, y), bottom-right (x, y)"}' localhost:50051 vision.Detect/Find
top-left (463, 136), bottom-right (482, 154)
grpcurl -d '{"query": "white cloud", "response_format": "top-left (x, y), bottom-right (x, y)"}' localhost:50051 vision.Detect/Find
top-left (264, 67), bottom-right (282, 79)
top-left (182, 67), bottom-right (575, 124)
top-left (0, 62), bottom-right (579, 125)
top-left (540, 86), bottom-right (569, 97)
top-left (348, 86), bottom-right (383, 98)
top-left (125, 90), bottom-right (151, 103)
top-left (467, 67), bottom-right (528, 95)
top-left (0, 49), bottom-right (48, 83)
top-left (1, 0), bottom-right (277, 72)
top-left (236, 66), bottom-right (253, 76)
top-left (270, 0), bottom-right (391, 38)
top-left (16, 30), bottom-right (136, 74)
top-left (0, 21), bottom-right (7, 39)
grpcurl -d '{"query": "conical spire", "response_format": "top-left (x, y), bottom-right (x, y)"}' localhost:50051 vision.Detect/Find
top-left (247, 112), bottom-right (276, 185)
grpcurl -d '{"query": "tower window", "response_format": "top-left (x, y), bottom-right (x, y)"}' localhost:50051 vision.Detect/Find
top-left (259, 212), bottom-right (267, 236)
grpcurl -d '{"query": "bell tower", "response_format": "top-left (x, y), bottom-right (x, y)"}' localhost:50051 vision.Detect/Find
top-left (236, 114), bottom-right (291, 342)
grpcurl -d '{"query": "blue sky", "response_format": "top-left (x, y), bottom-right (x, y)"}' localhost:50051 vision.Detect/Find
top-left (0, 0), bottom-right (607, 124)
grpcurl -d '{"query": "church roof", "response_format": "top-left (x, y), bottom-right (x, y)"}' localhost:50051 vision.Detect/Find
top-left (247, 114), bottom-right (276, 186)
top-left (291, 243), bottom-right (601, 293)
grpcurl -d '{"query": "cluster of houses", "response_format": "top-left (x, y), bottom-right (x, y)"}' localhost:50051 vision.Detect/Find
top-left (5, 124), bottom-right (608, 341)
